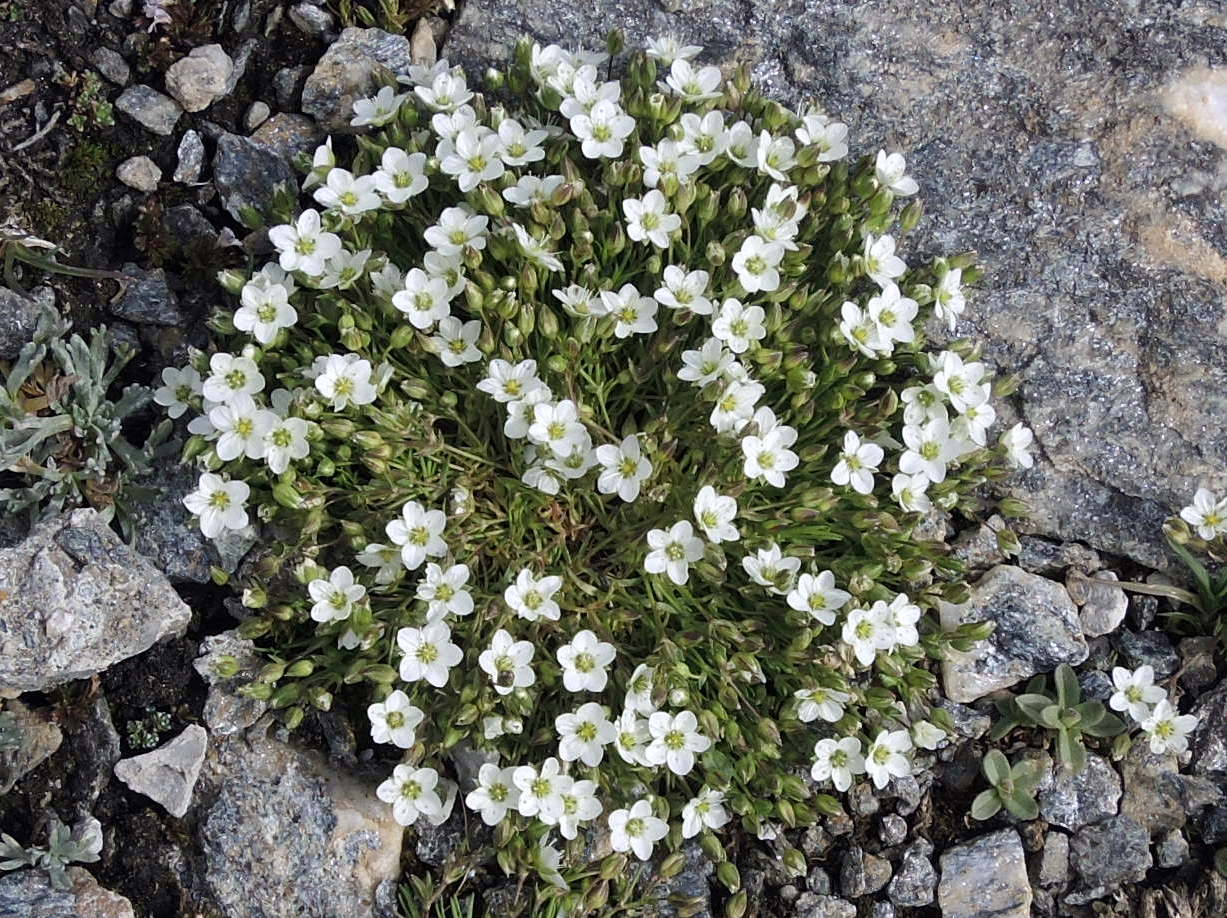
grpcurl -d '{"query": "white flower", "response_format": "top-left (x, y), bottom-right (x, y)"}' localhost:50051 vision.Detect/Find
top-left (795, 112), bottom-right (848, 162)
top-left (865, 729), bottom-right (913, 789)
top-left (392, 268), bottom-right (452, 330)
top-left (367, 690), bottom-right (424, 748)
top-left (355, 542), bottom-right (402, 585)
top-left (512, 223), bottom-right (564, 272)
top-left (479, 628), bottom-right (536, 695)
top-left (416, 562), bottom-right (474, 620)
top-left (302, 137), bottom-right (335, 191)
top-left (397, 621), bottom-right (463, 687)
top-left (465, 764), bottom-right (520, 826)
top-left (1109, 665), bottom-right (1166, 723)
top-left (891, 472), bottom-right (932, 513)
top-left (312, 168), bottom-right (381, 218)
top-left (559, 71), bottom-right (621, 119)
top-left (553, 284), bottom-right (603, 317)
top-left (385, 500), bottom-right (448, 570)
top-left (477, 358), bottom-right (544, 403)
top-left (710, 379), bottom-right (764, 434)
top-left (875, 150), bottom-right (918, 196)
top-left (911, 719), bottom-right (946, 750)
top-left (513, 757), bottom-right (565, 822)
top-left (269, 209), bottom-right (342, 276)
top-left (440, 126), bottom-right (505, 192)
top-left (529, 399), bottom-right (588, 457)
top-left (314, 353), bottom-right (377, 410)
top-left (625, 664), bottom-right (657, 716)
top-left (861, 233), bottom-right (907, 288)
top-left (556, 701), bottom-right (616, 766)
top-left (374, 147), bottom-right (428, 204)
top-left (644, 710), bottom-right (711, 775)
top-left (376, 765), bottom-right (443, 827)
top-left (308, 565), bottom-right (366, 623)
top-left (639, 139), bottom-right (700, 188)
top-left (426, 316), bottom-right (482, 367)
top-left (839, 301), bottom-right (890, 358)
top-left (645, 36), bottom-right (702, 65)
top-left (316, 247), bottom-right (372, 291)
top-left (183, 472), bottom-right (250, 538)
top-left (678, 111), bottom-right (727, 166)
top-left (934, 268), bottom-right (966, 331)
top-left (203, 353), bottom-right (265, 404)
top-left (534, 840), bottom-right (568, 890)
top-left (570, 99), bottom-right (636, 159)
top-left (415, 70), bottom-right (474, 111)
top-left (742, 543), bottom-right (801, 595)
top-left (614, 708), bottom-right (651, 764)
top-left (483, 715), bottom-right (523, 740)
top-left (654, 265), bottom-right (712, 315)
top-left (644, 521), bottom-right (705, 585)
top-left (623, 190), bottom-right (681, 248)
top-left (832, 430), bottom-right (884, 495)
top-left (842, 603), bottom-right (894, 666)
top-left (732, 235), bottom-right (785, 293)
top-left (209, 394), bottom-right (272, 461)
top-left (957, 399), bottom-right (997, 447)
top-left (787, 571), bottom-right (851, 625)
top-left (597, 284), bottom-right (658, 338)
top-left (679, 338), bottom-right (734, 387)
top-left (932, 352), bottom-right (988, 413)
top-left (503, 567), bottom-right (563, 622)
top-left (504, 174), bottom-right (566, 207)
top-left (811, 736), bottom-right (866, 792)
top-left (557, 630), bottom-right (616, 693)
top-left (422, 251), bottom-right (466, 305)
top-left (999, 423), bottom-right (1035, 470)
top-left (154, 365), bottom-right (201, 418)
top-left (234, 281), bottom-right (297, 344)
top-left (885, 593), bottom-right (921, 650)
top-left (1142, 700), bottom-right (1198, 755)
top-left (663, 59), bottom-right (722, 102)
top-left (725, 120), bottom-right (758, 167)
top-left (430, 104), bottom-right (477, 141)
top-left (693, 485), bottom-right (739, 543)
top-left (712, 298), bottom-right (767, 354)
top-left (351, 85), bottom-right (407, 127)
top-left (901, 383), bottom-right (947, 426)
top-left (795, 685), bottom-right (851, 724)
top-left (756, 131), bottom-right (796, 182)
top-left (682, 788), bottom-right (730, 838)
top-left (1180, 488), bottom-right (1227, 540)
top-left (595, 434), bottom-right (653, 502)
top-left (424, 206), bottom-right (489, 255)
top-left (557, 778), bottom-right (602, 840)
top-left (900, 417), bottom-right (955, 483)
top-left (496, 117), bottom-right (548, 166)
top-left (742, 429), bottom-right (799, 487)
top-left (609, 799), bottom-right (669, 861)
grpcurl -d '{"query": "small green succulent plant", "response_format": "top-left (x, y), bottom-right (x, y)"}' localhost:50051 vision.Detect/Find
top-left (0, 816), bottom-right (103, 891)
top-left (970, 748), bottom-right (1041, 821)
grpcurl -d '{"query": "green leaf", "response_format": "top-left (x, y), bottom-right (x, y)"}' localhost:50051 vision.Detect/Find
top-left (1075, 700), bottom-right (1105, 727)
top-left (1038, 704), bottom-right (1064, 730)
top-left (1003, 787), bottom-right (1040, 820)
top-left (1057, 728), bottom-right (1087, 773)
top-left (1014, 693), bottom-right (1053, 724)
top-left (982, 749), bottom-right (1010, 785)
top-left (970, 790), bottom-right (1002, 821)
top-left (1054, 664), bottom-right (1080, 708)
top-left (1011, 760), bottom-right (1044, 794)
top-left (1083, 709), bottom-right (1127, 738)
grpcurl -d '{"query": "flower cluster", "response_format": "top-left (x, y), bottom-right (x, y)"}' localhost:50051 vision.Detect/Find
top-left (1108, 665), bottom-right (1199, 755)
top-left (170, 34), bottom-right (1030, 883)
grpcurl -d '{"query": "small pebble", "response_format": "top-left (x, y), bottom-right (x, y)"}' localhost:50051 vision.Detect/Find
top-left (245, 101), bottom-right (271, 132)
top-left (288, 2), bottom-right (333, 35)
top-left (92, 47), bottom-right (130, 86)
top-left (115, 155), bottom-right (161, 192)
top-left (174, 130), bottom-right (205, 183)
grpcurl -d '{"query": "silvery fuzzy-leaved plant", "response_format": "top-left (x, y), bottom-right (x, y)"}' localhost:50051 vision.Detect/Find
top-left (171, 32), bottom-right (1031, 889)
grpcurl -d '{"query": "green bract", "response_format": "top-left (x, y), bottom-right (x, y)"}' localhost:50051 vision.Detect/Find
top-left (173, 33), bottom-right (1028, 883)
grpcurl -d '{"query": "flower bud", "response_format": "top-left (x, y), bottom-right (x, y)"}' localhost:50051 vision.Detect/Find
top-left (213, 656), bottom-right (241, 679)
top-left (240, 682), bottom-right (273, 701)
top-left (705, 241), bottom-right (726, 266)
top-left (285, 660), bottom-right (314, 678)
top-left (725, 891), bottom-right (748, 918)
top-left (600, 853), bottom-right (628, 881)
top-left (726, 187), bottom-right (747, 219)
top-left (272, 480), bottom-right (304, 509)
top-left (217, 269), bottom-right (246, 295)
top-left (659, 852), bottom-right (686, 879)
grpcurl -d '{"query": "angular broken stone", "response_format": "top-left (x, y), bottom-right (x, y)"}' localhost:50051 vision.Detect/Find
top-left (937, 829), bottom-right (1031, 918)
top-left (301, 28), bottom-right (413, 132)
top-left (164, 44), bottom-right (234, 112)
top-left (114, 724), bottom-right (207, 818)
top-left (115, 84), bottom-right (182, 135)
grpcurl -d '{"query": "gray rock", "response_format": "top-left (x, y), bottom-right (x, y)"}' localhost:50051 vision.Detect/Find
top-left (115, 155), bottom-right (161, 193)
top-left (301, 27), bottom-right (412, 133)
top-left (879, 814), bottom-right (907, 847)
top-left (114, 724), bottom-right (207, 818)
top-left (127, 463), bottom-right (221, 582)
top-left (847, 781), bottom-right (879, 817)
top-left (806, 865), bottom-right (831, 895)
top-left (193, 630), bottom-right (268, 736)
top-left (937, 829), bottom-right (1031, 918)
top-left (222, 38), bottom-right (257, 97)
top-left (174, 129), bottom-right (206, 183)
top-left (212, 132), bottom-right (296, 222)
top-left (0, 867), bottom-right (134, 917)
top-left (250, 113), bottom-right (323, 164)
top-left (244, 100), bottom-right (271, 131)
top-left (1154, 828), bottom-right (1189, 868)
top-left (197, 719), bottom-right (402, 918)
top-left (0, 510), bottom-right (192, 693)
top-left (1113, 630), bottom-right (1179, 678)
top-left (0, 287), bottom-right (43, 360)
top-left (1196, 804), bottom-right (1227, 845)
top-left (1178, 636), bottom-right (1218, 694)
top-left (650, 840), bottom-right (713, 917)
top-left (800, 825), bottom-right (833, 860)
top-left (445, 0), bottom-right (1227, 571)
top-left (1191, 683), bottom-right (1227, 776)
top-left (793, 894), bottom-right (856, 918)
top-left (61, 693), bottom-right (121, 820)
top-left (839, 846), bottom-right (891, 898)
top-left (273, 65), bottom-right (310, 110)
top-left (162, 204), bottom-right (218, 250)
top-left (0, 700), bottom-right (63, 794)
top-left (940, 565), bottom-right (1088, 702)
top-left (937, 700), bottom-right (992, 743)
top-left (1066, 815), bottom-right (1151, 905)
top-left (164, 44), bottom-right (234, 112)
top-left (115, 84), bottom-right (182, 135)
top-left (1078, 668), bottom-right (1113, 703)
top-left (1074, 571), bottom-right (1128, 637)
top-left (887, 839), bottom-right (936, 908)
top-left (1038, 754), bottom-right (1121, 831)
top-left (92, 47), bottom-right (130, 85)
top-left (950, 515), bottom-right (1008, 570)
top-left (1016, 538), bottom-right (1100, 577)
top-left (111, 264), bottom-right (179, 325)
top-left (870, 904), bottom-right (895, 918)
top-left (1120, 741), bottom-right (1222, 835)
top-left (1035, 831), bottom-right (1069, 889)
top-left (885, 772), bottom-right (925, 816)
top-left (447, 739), bottom-right (499, 792)
top-left (289, 1), bottom-right (334, 35)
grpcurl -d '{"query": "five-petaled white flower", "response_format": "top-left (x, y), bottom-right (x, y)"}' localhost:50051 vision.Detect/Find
top-left (504, 173), bottom-right (566, 208)
top-left (415, 71), bottom-right (474, 112)
top-left (313, 168), bottom-right (381, 217)
top-left (712, 298), bottom-right (767, 354)
top-left (374, 147), bottom-right (428, 204)
top-left (367, 690), bottom-right (424, 748)
top-left (678, 110), bottom-right (727, 165)
top-left (614, 708), bottom-right (651, 764)
top-left (557, 629), bottom-right (617, 693)
top-left (663, 59), bottom-right (722, 102)
top-left (269, 209), bottom-right (342, 275)
top-left (209, 393), bottom-right (273, 462)
top-left (377, 764), bottom-right (443, 827)
top-left (932, 351), bottom-right (988, 413)
top-left (397, 621), bottom-right (463, 687)
top-left (154, 365), bottom-right (202, 419)
top-left (756, 131), bottom-right (796, 182)
top-left (795, 111), bottom-right (849, 161)
top-left (596, 434), bottom-right (653, 501)
top-left (787, 571), bottom-right (851, 625)
top-left (644, 521), bottom-right (705, 585)
top-left (556, 701), bottom-right (617, 766)
top-left (416, 562), bottom-right (474, 619)
top-left (386, 500), bottom-right (448, 570)
top-left (557, 778), bottom-right (603, 840)
top-left (934, 268), bottom-right (966, 330)
top-left (1109, 665), bottom-right (1166, 723)
top-left (504, 568), bottom-right (564, 622)
top-left (681, 788), bottom-right (730, 838)
top-left (609, 799), bottom-right (669, 861)
top-left (875, 150), bottom-right (918, 196)
top-left (892, 472), bottom-right (933, 513)
top-left (529, 399), bottom-right (589, 456)
top-left (479, 628), bottom-right (537, 695)
top-left (999, 422), bottom-right (1035, 470)
top-left (693, 485), bottom-right (739, 543)
top-left (511, 223), bottom-right (564, 272)
top-left (865, 729), bottom-right (914, 789)
top-left (497, 117), bottom-right (548, 166)
top-left (624, 663), bottom-right (657, 716)
top-left (393, 268), bottom-right (452, 330)
top-left (570, 99), bottom-right (636, 159)
top-left (424, 206), bottom-right (489, 255)
top-left (679, 338), bottom-right (734, 386)
top-left (203, 353), bottom-right (265, 404)
top-left (478, 358), bottom-right (544, 403)
top-left (645, 35), bottom-right (703, 66)
top-left (1180, 488), bottom-right (1227, 540)
top-left (351, 85), bottom-right (408, 127)
top-left (623, 190), bottom-right (681, 248)
top-left (742, 428), bottom-right (799, 487)
top-left (440, 127), bottom-right (505, 192)
top-left (355, 542), bottom-right (403, 585)
top-left (742, 542), bottom-right (801, 595)
top-left (811, 736), bottom-right (866, 791)
top-left (601, 284), bottom-right (659, 338)
top-left (314, 353), bottom-right (378, 410)
top-left (654, 265), bottom-right (713, 315)
top-left (513, 757), bottom-right (566, 822)
top-left (900, 417), bottom-right (956, 483)
top-left (867, 283), bottom-right (918, 345)
top-left (732, 235), bottom-right (785, 293)
top-left (465, 763), bottom-right (520, 826)
top-left (832, 430), bottom-right (884, 495)
top-left (644, 710), bottom-right (711, 775)
top-left (234, 281), bottom-right (297, 345)
top-left (795, 686), bottom-right (851, 723)
top-left (183, 472), bottom-right (250, 538)
top-left (639, 138), bottom-right (700, 188)
top-left (862, 233), bottom-right (907, 288)
top-left (842, 602), bottom-right (894, 666)
top-left (308, 565), bottom-right (366, 623)
top-left (1141, 700), bottom-right (1198, 755)
top-left (839, 301), bottom-right (889, 358)
top-left (429, 316), bottom-right (483, 367)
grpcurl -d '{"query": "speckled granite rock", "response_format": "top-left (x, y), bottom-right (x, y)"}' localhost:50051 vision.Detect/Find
top-left (0, 867), bottom-right (134, 918)
top-left (445, 0), bottom-right (1227, 569)
top-left (937, 828), bottom-right (1031, 918)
